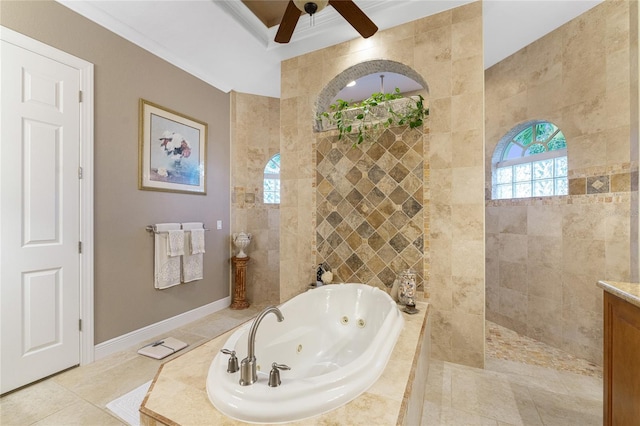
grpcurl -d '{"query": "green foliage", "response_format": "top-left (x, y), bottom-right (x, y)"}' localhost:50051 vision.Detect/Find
top-left (526, 143), bottom-right (547, 155)
top-left (320, 88), bottom-right (428, 147)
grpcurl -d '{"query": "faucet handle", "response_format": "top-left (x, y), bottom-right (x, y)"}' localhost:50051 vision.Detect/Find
top-left (268, 362), bottom-right (291, 387)
top-left (221, 349), bottom-right (239, 373)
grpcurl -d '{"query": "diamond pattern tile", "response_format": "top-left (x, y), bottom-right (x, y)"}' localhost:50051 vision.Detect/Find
top-left (389, 163), bottom-right (410, 183)
top-left (346, 188), bottom-right (364, 207)
top-left (402, 197), bottom-right (422, 218)
top-left (389, 233), bottom-right (410, 253)
top-left (316, 130), bottom-right (425, 290)
top-left (389, 186), bottom-right (410, 204)
top-left (346, 167), bottom-right (363, 185)
top-left (367, 164), bottom-right (386, 184)
top-left (356, 221), bottom-right (375, 239)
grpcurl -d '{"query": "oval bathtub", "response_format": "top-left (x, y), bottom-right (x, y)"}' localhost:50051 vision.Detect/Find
top-left (206, 283), bottom-right (405, 424)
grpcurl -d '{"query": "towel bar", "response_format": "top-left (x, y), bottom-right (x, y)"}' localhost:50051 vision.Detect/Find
top-left (146, 225), bottom-right (210, 234)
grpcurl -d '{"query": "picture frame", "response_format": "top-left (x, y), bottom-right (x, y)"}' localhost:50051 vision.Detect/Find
top-left (139, 99), bottom-right (207, 194)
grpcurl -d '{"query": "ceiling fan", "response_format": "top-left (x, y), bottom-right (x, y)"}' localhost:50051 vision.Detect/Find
top-left (275, 0), bottom-right (378, 44)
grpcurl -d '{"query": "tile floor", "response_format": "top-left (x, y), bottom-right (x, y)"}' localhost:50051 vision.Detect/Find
top-left (1, 310), bottom-right (603, 426)
top-left (422, 322), bottom-right (603, 425)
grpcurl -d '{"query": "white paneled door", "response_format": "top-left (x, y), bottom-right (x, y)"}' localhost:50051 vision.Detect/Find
top-left (1, 33), bottom-right (90, 394)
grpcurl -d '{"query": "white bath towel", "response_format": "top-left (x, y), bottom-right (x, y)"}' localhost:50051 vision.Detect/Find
top-left (154, 223), bottom-right (182, 289)
top-left (182, 222), bottom-right (204, 282)
top-left (167, 229), bottom-right (185, 257)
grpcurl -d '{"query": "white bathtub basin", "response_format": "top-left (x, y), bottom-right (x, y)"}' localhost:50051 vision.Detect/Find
top-left (206, 283), bottom-right (405, 424)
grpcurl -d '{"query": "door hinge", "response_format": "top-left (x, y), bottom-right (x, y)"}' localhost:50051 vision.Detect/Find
top-left (78, 166), bottom-right (83, 179)
top-left (79, 90), bottom-right (83, 103)
top-left (78, 241), bottom-right (82, 254)
top-left (79, 319), bottom-right (82, 331)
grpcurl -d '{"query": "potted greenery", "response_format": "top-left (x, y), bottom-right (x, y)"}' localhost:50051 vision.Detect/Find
top-left (319, 88), bottom-right (428, 146)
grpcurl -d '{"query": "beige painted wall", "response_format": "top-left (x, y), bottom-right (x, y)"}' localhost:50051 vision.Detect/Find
top-left (485, 1), bottom-right (635, 364)
top-left (230, 91), bottom-right (280, 305)
top-left (280, 2), bottom-right (486, 367)
top-left (1, 0), bottom-right (231, 344)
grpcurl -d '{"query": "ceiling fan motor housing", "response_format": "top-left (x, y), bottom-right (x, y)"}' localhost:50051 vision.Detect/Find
top-left (304, 2), bottom-right (318, 15)
top-left (293, 0), bottom-right (329, 15)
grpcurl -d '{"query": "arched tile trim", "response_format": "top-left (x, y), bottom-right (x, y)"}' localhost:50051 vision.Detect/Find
top-left (315, 59), bottom-right (429, 119)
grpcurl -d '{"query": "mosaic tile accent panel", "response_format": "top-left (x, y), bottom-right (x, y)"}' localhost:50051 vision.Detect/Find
top-left (316, 127), bottom-right (425, 291)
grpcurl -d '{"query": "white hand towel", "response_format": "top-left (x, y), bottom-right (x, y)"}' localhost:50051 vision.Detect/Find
top-left (167, 229), bottom-right (185, 257)
top-left (182, 222), bottom-right (204, 282)
top-left (154, 223), bottom-right (182, 289)
top-left (190, 229), bottom-right (205, 254)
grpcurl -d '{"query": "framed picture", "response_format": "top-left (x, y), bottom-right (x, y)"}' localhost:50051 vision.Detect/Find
top-left (139, 99), bottom-right (207, 194)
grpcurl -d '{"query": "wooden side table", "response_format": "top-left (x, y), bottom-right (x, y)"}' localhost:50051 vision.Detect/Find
top-left (231, 256), bottom-right (250, 309)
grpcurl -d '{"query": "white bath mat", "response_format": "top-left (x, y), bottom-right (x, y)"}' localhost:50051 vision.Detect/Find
top-left (106, 380), bottom-right (151, 426)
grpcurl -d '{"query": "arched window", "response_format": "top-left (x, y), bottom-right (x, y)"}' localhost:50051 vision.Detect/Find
top-left (493, 121), bottom-right (568, 200)
top-left (263, 153), bottom-right (280, 204)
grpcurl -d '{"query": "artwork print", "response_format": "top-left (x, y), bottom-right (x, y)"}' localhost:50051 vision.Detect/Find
top-left (139, 99), bottom-right (207, 194)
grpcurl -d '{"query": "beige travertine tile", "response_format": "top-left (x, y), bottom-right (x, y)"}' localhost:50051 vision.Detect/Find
top-left (452, 276), bottom-right (484, 316)
top-left (451, 91), bottom-right (483, 132)
top-left (528, 387), bottom-right (602, 426)
top-left (485, 206), bottom-right (500, 234)
top-left (498, 206), bottom-right (527, 235)
top-left (526, 204), bottom-right (562, 236)
top-left (605, 237), bottom-right (632, 281)
top-left (32, 400), bottom-right (122, 426)
top-left (498, 234), bottom-right (528, 264)
top-left (498, 288), bottom-right (527, 324)
top-left (422, 400), bottom-right (499, 425)
top-left (451, 203), bottom-right (484, 240)
top-left (452, 55), bottom-right (483, 96)
top-left (430, 98), bottom-right (452, 133)
top-left (562, 204), bottom-right (607, 240)
top-left (526, 235), bottom-right (563, 269)
top-left (429, 131), bottom-right (453, 169)
top-left (526, 295), bottom-right (563, 347)
top-left (498, 261), bottom-right (527, 293)
top-left (562, 238), bottom-right (605, 278)
top-left (451, 312), bottom-right (484, 354)
top-left (451, 166), bottom-right (484, 204)
top-left (526, 263), bottom-right (562, 300)
top-left (451, 239), bottom-right (484, 279)
top-left (66, 356), bottom-right (161, 407)
top-left (0, 380), bottom-right (80, 425)
top-left (450, 367), bottom-right (540, 425)
top-left (485, 232), bottom-right (500, 259)
top-left (451, 15), bottom-right (482, 61)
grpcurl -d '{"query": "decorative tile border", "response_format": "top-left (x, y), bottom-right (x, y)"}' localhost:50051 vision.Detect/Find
top-left (486, 163), bottom-right (638, 205)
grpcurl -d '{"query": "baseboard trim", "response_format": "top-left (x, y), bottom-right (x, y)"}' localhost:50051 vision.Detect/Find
top-left (94, 297), bottom-right (231, 360)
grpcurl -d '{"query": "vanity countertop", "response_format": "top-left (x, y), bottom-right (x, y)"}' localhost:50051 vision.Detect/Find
top-left (597, 281), bottom-right (640, 309)
top-left (140, 301), bottom-right (430, 425)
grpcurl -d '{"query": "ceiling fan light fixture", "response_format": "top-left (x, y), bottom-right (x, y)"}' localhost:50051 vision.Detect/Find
top-left (293, 0), bottom-right (329, 15)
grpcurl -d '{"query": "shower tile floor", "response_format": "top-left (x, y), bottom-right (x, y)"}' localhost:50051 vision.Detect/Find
top-left (422, 321), bottom-right (603, 425)
top-left (1, 312), bottom-right (602, 425)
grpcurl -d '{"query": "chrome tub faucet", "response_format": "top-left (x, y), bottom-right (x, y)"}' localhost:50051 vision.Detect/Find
top-left (239, 306), bottom-right (284, 386)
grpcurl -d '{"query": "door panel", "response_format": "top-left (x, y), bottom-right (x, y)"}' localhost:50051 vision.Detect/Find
top-left (1, 39), bottom-right (81, 394)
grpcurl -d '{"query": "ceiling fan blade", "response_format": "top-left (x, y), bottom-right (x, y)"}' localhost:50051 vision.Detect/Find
top-left (275, 0), bottom-right (302, 43)
top-left (329, 0), bottom-right (378, 39)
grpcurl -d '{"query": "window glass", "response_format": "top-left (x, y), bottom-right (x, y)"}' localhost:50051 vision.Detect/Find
top-left (492, 121), bottom-right (568, 200)
top-left (263, 154), bottom-right (280, 204)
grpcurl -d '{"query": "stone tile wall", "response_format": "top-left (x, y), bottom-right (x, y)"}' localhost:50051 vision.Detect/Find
top-left (315, 127), bottom-right (426, 290)
top-left (230, 92), bottom-right (280, 305)
top-left (280, 2), bottom-right (485, 367)
top-left (485, 1), bottom-right (634, 364)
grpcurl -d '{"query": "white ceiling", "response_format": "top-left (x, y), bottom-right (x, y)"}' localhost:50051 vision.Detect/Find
top-left (57, 0), bottom-right (603, 99)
